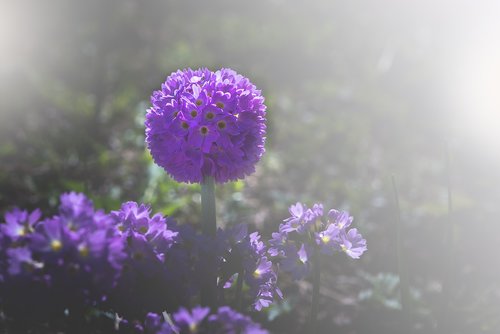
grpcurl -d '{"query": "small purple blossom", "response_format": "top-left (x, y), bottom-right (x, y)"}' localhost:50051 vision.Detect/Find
top-left (146, 68), bottom-right (267, 184)
top-left (339, 228), bottom-right (367, 259)
top-left (1, 208), bottom-right (41, 241)
top-left (268, 231), bottom-right (287, 257)
top-left (59, 192), bottom-right (95, 229)
top-left (328, 209), bottom-right (353, 230)
top-left (111, 201), bottom-right (179, 253)
top-left (281, 202), bottom-right (318, 234)
top-left (316, 223), bottom-right (341, 255)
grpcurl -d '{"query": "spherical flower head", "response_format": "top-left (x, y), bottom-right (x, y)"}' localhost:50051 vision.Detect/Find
top-left (146, 68), bottom-right (267, 183)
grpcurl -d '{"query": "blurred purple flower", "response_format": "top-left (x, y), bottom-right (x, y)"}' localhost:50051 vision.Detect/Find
top-left (59, 192), bottom-right (95, 229)
top-left (6, 247), bottom-right (40, 276)
top-left (1, 208), bottom-right (41, 241)
top-left (141, 306), bottom-right (268, 334)
top-left (143, 313), bottom-right (174, 334)
top-left (208, 306), bottom-right (268, 334)
top-left (173, 306), bottom-right (210, 333)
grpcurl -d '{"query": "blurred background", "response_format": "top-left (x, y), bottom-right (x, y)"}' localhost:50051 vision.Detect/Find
top-left (1, 0), bottom-right (500, 333)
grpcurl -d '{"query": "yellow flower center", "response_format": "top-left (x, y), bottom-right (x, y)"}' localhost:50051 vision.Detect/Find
top-left (321, 235), bottom-right (330, 244)
top-left (79, 245), bottom-right (89, 257)
top-left (217, 121), bottom-right (226, 130)
top-left (253, 269), bottom-right (262, 278)
top-left (51, 239), bottom-right (62, 252)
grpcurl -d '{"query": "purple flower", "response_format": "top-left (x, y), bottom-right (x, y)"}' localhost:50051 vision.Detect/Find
top-left (281, 244), bottom-right (311, 280)
top-left (173, 306), bottom-right (210, 333)
top-left (59, 192), bottom-right (95, 229)
top-left (6, 247), bottom-right (41, 276)
top-left (268, 231), bottom-right (287, 257)
top-left (30, 217), bottom-right (68, 255)
top-left (339, 228), bottom-right (367, 259)
top-left (1, 208), bottom-right (41, 241)
top-left (315, 224), bottom-right (341, 255)
top-left (111, 201), bottom-right (179, 253)
top-left (140, 306), bottom-right (268, 334)
top-left (328, 209), bottom-right (353, 230)
top-left (217, 225), bottom-right (281, 311)
top-left (0, 193), bottom-right (128, 324)
top-left (312, 203), bottom-right (324, 217)
top-left (109, 201), bottom-right (191, 317)
top-left (281, 202), bottom-right (318, 234)
top-left (208, 306), bottom-right (268, 334)
top-left (270, 202), bottom-right (367, 281)
top-left (146, 68), bottom-right (267, 183)
top-left (143, 313), bottom-right (174, 334)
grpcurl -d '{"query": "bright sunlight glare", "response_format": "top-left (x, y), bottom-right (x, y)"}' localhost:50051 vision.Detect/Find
top-left (447, 30), bottom-right (500, 152)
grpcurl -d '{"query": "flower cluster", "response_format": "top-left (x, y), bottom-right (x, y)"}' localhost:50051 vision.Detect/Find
top-left (0, 193), bottom-right (286, 331)
top-left (0, 193), bottom-right (125, 322)
top-left (269, 202), bottom-right (367, 280)
top-left (134, 306), bottom-right (267, 334)
top-left (216, 224), bottom-right (282, 311)
top-left (145, 68), bottom-right (267, 184)
top-left (108, 201), bottom-right (191, 318)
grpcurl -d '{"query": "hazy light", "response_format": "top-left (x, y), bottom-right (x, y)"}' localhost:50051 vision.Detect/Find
top-left (447, 30), bottom-right (500, 152)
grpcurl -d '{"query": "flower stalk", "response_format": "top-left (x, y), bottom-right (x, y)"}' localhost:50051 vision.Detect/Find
top-left (310, 243), bottom-right (321, 331)
top-left (391, 175), bottom-right (412, 327)
top-left (234, 271), bottom-right (244, 311)
top-left (201, 176), bottom-right (217, 308)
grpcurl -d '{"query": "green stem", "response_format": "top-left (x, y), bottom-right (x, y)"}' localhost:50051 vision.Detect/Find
top-left (440, 143), bottom-right (454, 332)
top-left (201, 176), bottom-right (216, 238)
top-left (234, 271), bottom-right (244, 311)
top-left (310, 244), bottom-right (321, 330)
top-left (391, 175), bottom-right (412, 327)
top-left (201, 176), bottom-right (217, 308)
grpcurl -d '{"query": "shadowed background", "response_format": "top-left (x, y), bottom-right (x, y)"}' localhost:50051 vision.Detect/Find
top-left (1, 0), bottom-right (500, 333)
